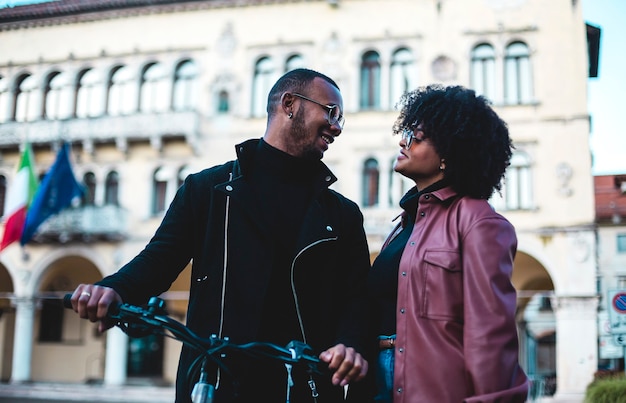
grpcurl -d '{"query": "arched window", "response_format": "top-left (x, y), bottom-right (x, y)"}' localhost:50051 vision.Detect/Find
top-left (14, 74), bottom-right (39, 122)
top-left (362, 158), bottom-right (380, 207)
top-left (44, 71), bottom-right (72, 120)
top-left (108, 65), bottom-right (136, 116)
top-left (504, 42), bottom-right (532, 105)
top-left (173, 59), bottom-right (198, 111)
top-left (491, 151), bottom-right (533, 211)
top-left (81, 172), bottom-right (96, 206)
top-left (387, 157), bottom-right (401, 207)
top-left (0, 76), bottom-right (9, 123)
top-left (104, 171), bottom-right (119, 206)
top-left (178, 165), bottom-right (191, 188)
top-left (140, 62), bottom-right (168, 113)
top-left (389, 48), bottom-right (414, 108)
top-left (360, 51), bottom-right (381, 110)
top-left (217, 90), bottom-right (229, 113)
top-left (470, 43), bottom-right (496, 101)
top-left (76, 68), bottom-right (104, 118)
top-left (252, 57), bottom-right (275, 118)
top-left (285, 54), bottom-right (305, 72)
top-left (152, 166), bottom-right (171, 215)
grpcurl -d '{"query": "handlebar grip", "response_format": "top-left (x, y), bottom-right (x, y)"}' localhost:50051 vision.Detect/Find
top-left (62, 293), bottom-right (121, 318)
top-left (63, 293), bottom-right (73, 309)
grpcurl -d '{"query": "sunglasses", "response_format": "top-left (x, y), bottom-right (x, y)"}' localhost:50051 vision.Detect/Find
top-left (401, 127), bottom-right (426, 150)
top-left (292, 93), bottom-right (345, 129)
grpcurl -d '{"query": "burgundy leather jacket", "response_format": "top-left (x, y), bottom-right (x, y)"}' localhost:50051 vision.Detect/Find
top-left (387, 186), bottom-right (528, 403)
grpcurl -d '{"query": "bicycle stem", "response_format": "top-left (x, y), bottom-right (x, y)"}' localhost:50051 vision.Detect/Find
top-left (190, 360), bottom-right (215, 403)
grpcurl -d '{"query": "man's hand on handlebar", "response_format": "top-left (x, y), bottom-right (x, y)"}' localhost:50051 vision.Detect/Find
top-left (319, 343), bottom-right (368, 387)
top-left (69, 284), bottom-right (122, 333)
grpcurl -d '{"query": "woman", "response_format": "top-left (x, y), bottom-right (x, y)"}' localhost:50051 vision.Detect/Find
top-left (368, 84), bottom-right (529, 402)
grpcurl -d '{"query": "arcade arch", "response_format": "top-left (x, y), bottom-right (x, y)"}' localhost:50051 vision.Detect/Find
top-left (513, 251), bottom-right (557, 396)
top-left (0, 249), bottom-right (194, 384)
top-left (31, 255), bottom-right (104, 382)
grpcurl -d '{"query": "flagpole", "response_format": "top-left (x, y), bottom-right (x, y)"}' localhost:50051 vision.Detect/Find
top-left (21, 245), bottom-right (29, 262)
top-left (20, 136), bottom-right (30, 263)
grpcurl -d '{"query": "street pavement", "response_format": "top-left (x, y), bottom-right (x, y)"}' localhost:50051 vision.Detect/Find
top-left (0, 381), bottom-right (586, 403)
top-left (0, 382), bottom-right (174, 402)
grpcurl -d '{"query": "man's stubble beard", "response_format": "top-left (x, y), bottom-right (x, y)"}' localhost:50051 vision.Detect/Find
top-left (289, 107), bottom-right (323, 161)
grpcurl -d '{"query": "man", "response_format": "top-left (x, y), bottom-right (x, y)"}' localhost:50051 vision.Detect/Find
top-left (69, 68), bottom-right (372, 402)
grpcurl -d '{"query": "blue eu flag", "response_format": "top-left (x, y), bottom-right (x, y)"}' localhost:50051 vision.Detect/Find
top-left (20, 143), bottom-right (84, 245)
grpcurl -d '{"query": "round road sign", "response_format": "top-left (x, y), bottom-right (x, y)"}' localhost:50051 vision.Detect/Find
top-left (612, 292), bottom-right (626, 313)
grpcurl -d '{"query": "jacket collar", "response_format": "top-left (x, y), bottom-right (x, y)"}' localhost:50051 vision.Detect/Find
top-left (428, 185), bottom-right (458, 202)
top-left (385, 184), bottom-right (461, 250)
top-left (234, 138), bottom-right (338, 191)
top-left (215, 138), bottom-right (338, 237)
top-left (397, 184), bottom-right (458, 227)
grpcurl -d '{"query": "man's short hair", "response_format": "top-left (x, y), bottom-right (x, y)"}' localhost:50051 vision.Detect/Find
top-left (266, 68), bottom-right (340, 116)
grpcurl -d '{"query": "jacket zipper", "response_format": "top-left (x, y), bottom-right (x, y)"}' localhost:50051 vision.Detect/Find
top-left (290, 237), bottom-right (337, 343)
top-left (291, 237), bottom-right (337, 403)
top-left (219, 166), bottom-right (336, 399)
top-left (215, 172), bottom-right (233, 390)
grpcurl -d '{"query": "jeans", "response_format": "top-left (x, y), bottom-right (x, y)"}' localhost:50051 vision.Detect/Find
top-left (375, 336), bottom-right (395, 403)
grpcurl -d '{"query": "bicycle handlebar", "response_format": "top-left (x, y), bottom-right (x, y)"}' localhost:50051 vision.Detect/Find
top-left (62, 293), bottom-right (321, 370)
top-left (63, 293), bottom-right (325, 402)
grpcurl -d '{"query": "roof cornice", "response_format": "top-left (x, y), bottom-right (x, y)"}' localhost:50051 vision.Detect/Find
top-left (0, 0), bottom-right (318, 31)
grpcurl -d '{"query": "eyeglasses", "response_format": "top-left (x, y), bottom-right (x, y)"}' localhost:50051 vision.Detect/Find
top-left (401, 127), bottom-right (425, 150)
top-left (292, 93), bottom-right (345, 129)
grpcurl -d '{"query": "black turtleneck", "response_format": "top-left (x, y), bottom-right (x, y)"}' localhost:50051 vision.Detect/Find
top-left (250, 139), bottom-right (322, 344)
top-left (368, 180), bottom-right (448, 335)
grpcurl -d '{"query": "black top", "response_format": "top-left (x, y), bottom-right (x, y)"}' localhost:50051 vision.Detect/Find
top-left (368, 180), bottom-right (447, 335)
top-left (251, 139), bottom-right (320, 345)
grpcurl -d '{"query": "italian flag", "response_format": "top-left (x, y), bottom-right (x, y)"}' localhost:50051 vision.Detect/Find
top-left (0, 144), bottom-right (38, 251)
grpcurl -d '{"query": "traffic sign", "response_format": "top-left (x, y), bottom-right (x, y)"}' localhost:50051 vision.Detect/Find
top-left (608, 290), bottom-right (626, 334)
top-left (613, 292), bottom-right (626, 313)
top-left (615, 334), bottom-right (626, 346)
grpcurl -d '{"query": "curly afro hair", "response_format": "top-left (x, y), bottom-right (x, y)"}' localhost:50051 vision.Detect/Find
top-left (392, 84), bottom-right (513, 199)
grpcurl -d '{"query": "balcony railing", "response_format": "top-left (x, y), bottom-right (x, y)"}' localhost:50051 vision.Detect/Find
top-left (0, 110), bottom-right (200, 148)
top-left (31, 205), bottom-right (129, 243)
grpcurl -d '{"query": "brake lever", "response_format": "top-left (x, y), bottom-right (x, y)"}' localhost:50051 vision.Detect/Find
top-left (286, 340), bottom-right (315, 361)
top-left (286, 340), bottom-right (322, 375)
top-left (113, 297), bottom-right (175, 338)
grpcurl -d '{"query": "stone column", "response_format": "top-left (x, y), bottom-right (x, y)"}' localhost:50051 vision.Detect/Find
top-left (104, 326), bottom-right (129, 385)
top-left (10, 297), bottom-right (35, 383)
top-left (552, 295), bottom-right (598, 398)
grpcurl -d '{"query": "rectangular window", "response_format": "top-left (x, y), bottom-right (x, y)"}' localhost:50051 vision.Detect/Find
top-left (617, 234), bottom-right (626, 253)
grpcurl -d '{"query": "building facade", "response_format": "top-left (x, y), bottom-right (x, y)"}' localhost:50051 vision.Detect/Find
top-left (594, 174), bottom-right (626, 373)
top-left (0, 0), bottom-right (598, 400)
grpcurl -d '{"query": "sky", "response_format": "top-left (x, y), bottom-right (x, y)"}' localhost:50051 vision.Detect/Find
top-left (0, 0), bottom-right (53, 7)
top-left (0, 0), bottom-right (623, 175)
top-left (582, 0), bottom-right (626, 175)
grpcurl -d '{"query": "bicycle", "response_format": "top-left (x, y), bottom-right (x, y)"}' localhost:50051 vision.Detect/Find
top-left (63, 294), bottom-right (323, 403)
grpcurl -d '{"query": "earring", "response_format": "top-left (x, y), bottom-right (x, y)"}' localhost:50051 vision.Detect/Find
top-left (288, 112), bottom-right (293, 119)
top-left (439, 165), bottom-right (445, 171)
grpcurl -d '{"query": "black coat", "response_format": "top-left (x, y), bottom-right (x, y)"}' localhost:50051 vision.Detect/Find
top-left (98, 139), bottom-right (372, 402)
